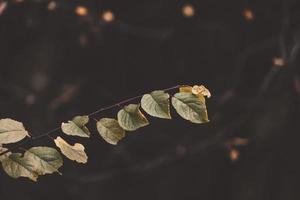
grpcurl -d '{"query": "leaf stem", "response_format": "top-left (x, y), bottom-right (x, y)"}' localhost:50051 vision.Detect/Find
top-left (0, 85), bottom-right (181, 156)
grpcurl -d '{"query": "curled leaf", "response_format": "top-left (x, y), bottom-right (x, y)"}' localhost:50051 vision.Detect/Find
top-left (0, 119), bottom-right (30, 145)
top-left (117, 104), bottom-right (149, 131)
top-left (172, 92), bottom-right (209, 123)
top-left (61, 115), bottom-right (90, 138)
top-left (141, 90), bottom-right (171, 119)
top-left (179, 85), bottom-right (211, 102)
top-left (54, 136), bottom-right (88, 164)
top-left (97, 118), bottom-right (125, 145)
top-left (191, 85), bottom-right (211, 98)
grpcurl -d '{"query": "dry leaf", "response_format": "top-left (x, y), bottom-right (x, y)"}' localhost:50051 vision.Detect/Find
top-left (54, 137), bottom-right (88, 164)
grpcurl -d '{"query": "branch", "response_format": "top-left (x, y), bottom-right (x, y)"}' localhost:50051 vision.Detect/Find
top-left (0, 85), bottom-right (181, 156)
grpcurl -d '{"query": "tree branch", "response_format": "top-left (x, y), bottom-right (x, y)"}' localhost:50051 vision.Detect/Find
top-left (0, 85), bottom-right (181, 156)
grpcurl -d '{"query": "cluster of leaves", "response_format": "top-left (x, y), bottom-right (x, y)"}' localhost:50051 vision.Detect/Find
top-left (0, 85), bottom-right (211, 181)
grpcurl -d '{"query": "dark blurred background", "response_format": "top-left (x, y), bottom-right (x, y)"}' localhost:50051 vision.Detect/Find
top-left (0, 0), bottom-right (300, 199)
